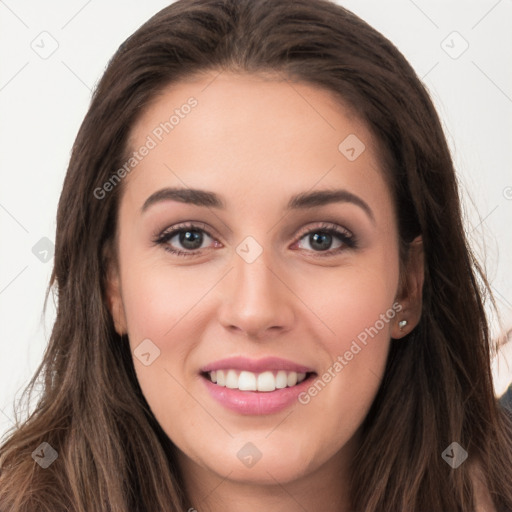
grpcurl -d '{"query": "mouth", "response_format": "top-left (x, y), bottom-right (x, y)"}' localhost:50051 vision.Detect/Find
top-left (200, 369), bottom-right (316, 392)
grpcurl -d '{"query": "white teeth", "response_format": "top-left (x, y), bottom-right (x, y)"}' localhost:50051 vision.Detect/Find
top-left (238, 371), bottom-right (257, 391)
top-left (225, 369), bottom-right (238, 389)
top-left (207, 369), bottom-right (309, 391)
top-left (287, 372), bottom-right (297, 387)
top-left (216, 370), bottom-right (226, 386)
top-left (275, 370), bottom-right (288, 389)
top-left (257, 371), bottom-right (276, 392)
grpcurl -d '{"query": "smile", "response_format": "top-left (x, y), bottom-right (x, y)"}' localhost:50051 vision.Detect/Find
top-left (204, 369), bottom-right (309, 392)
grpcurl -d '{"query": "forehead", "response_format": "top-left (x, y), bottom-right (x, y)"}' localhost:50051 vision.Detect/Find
top-left (121, 71), bottom-right (392, 218)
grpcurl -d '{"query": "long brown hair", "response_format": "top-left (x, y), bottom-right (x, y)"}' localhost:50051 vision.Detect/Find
top-left (1, 0), bottom-right (511, 510)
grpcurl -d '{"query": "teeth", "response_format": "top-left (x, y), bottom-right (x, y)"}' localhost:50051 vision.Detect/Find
top-left (275, 370), bottom-right (288, 389)
top-left (257, 371), bottom-right (275, 392)
top-left (216, 370), bottom-right (225, 386)
top-left (207, 369), bottom-right (309, 392)
top-left (225, 369), bottom-right (238, 388)
top-left (239, 371), bottom-right (257, 391)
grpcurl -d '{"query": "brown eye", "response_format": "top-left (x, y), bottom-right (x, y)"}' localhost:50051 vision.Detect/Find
top-left (154, 223), bottom-right (217, 257)
top-left (293, 223), bottom-right (356, 257)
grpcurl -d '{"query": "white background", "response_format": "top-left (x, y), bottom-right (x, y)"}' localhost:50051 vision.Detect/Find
top-left (1, 0), bottom-right (511, 440)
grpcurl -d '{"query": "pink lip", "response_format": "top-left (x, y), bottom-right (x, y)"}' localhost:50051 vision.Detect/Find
top-left (201, 373), bottom-right (315, 415)
top-left (200, 356), bottom-right (314, 374)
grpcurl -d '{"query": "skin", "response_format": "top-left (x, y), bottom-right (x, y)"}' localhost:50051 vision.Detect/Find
top-left (106, 71), bottom-right (424, 512)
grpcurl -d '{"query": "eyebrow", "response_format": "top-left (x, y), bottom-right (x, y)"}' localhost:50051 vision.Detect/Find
top-left (141, 187), bottom-right (375, 223)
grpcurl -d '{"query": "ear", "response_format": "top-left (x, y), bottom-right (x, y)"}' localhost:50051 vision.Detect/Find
top-left (391, 236), bottom-right (424, 339)
top-left (103, 240), bottom-right (128, 336)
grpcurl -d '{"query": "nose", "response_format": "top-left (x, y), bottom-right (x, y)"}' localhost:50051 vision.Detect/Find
top-left (217, 245), bottom-right (296, 340)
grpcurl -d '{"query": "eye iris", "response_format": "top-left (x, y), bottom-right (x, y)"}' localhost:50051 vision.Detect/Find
top-left (180, 230), bottom-right (202, 250)
top-left (310, 232), bottom-right (332, 251)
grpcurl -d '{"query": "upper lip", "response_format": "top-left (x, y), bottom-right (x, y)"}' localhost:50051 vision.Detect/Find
top-left (200, 356), bottom-right (315, 374)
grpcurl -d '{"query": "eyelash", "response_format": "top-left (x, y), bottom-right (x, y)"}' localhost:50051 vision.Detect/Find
top-left (152, 221), bottom-right (357, 258)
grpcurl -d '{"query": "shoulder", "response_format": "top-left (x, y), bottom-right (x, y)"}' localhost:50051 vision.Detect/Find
top-left (470, 460), bottom-right (497, 512)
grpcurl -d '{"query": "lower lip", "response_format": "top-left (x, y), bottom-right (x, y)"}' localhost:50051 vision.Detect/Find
top-left (201, 374), bottom-right (315, 415)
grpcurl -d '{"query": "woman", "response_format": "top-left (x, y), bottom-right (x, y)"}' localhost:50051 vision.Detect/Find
top-left (1, 0), bottom-right (511, 510)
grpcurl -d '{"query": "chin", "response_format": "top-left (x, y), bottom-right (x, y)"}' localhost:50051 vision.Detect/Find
top-left (186, 433), bottom-right (323, 485)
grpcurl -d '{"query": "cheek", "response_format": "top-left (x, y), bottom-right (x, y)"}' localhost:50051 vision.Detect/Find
top-left (292, 251), bottom-right (399, 351)
top-left (289, 253), bottom-right (398, 433)
top-left (307, 282), bottom-right (394, 374)
top-left (121, 260), bottom-right (211, 339)
top-left (119, 267), bottom-right (201, 437)
top-left (118, 257), bottom-right (217, 419)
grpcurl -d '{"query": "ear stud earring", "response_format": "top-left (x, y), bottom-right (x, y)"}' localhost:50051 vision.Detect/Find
top-left (398, 319), bottom-right (408, 330)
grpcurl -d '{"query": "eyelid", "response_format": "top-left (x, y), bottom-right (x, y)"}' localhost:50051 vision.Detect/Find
top-left (294, 221), bottom-right (353, 240)
top-left (152, 221), bottom-right (213, 241)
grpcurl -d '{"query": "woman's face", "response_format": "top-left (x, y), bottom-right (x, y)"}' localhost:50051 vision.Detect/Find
top-left (107, 72), bottom-right (416, 488)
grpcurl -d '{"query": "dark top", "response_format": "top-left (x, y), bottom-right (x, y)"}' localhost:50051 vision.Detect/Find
top-left (499, 382), bottom-right (512, 415)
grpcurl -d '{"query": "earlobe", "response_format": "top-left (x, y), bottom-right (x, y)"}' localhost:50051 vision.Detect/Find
top-left (103, 244), bottom-right (128, 336)
top-left (392, 236), bottom-right (424, 339)
top-left (107, 271), bottom-right (128, 336)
